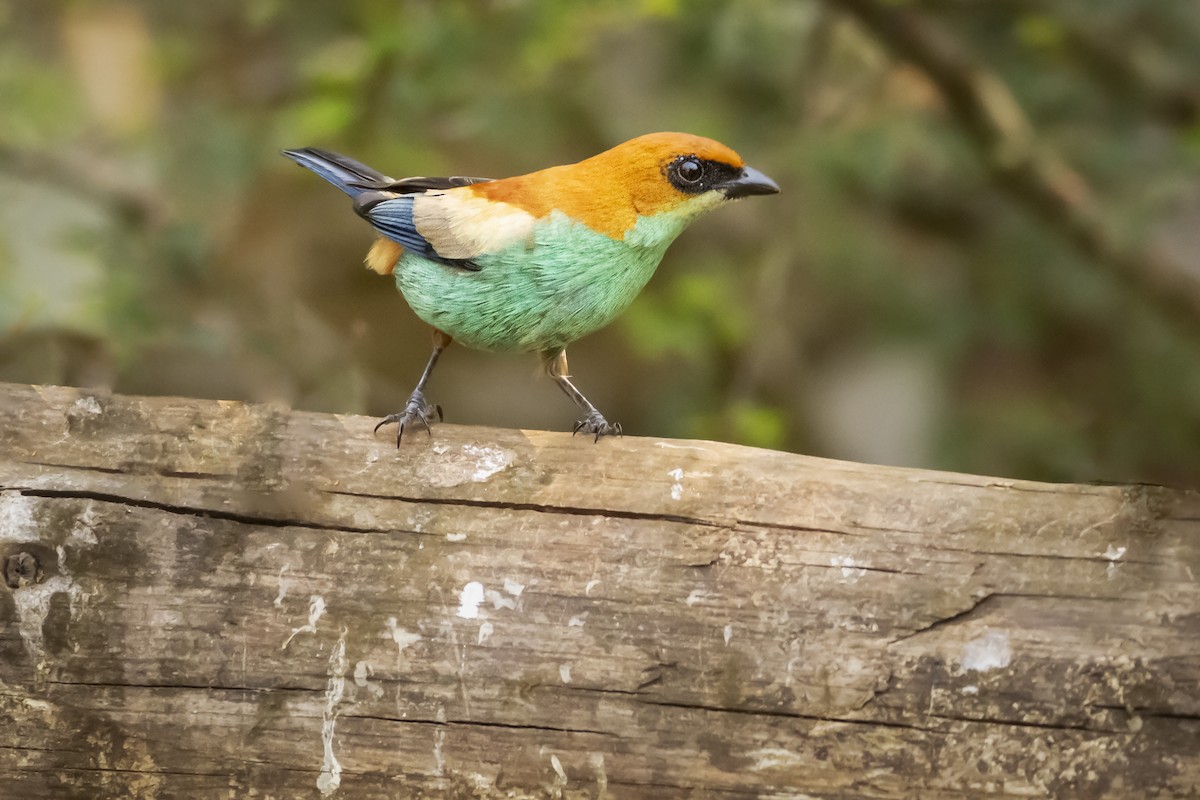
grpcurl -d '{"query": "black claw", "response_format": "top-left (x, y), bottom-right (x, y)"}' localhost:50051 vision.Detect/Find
top-left (375, 391), bottom-right (439, 447)
top-left (570, 410), bottom-right (622, 442)
top-left (374, 413), bottom-right (400, 435)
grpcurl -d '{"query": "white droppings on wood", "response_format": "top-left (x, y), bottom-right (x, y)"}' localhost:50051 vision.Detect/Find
top-left (384, 617), bottom-right (422, 658)
top-left (352, 660), bottom-right (370, 686)
top-left (477, 621), bottom-right (494, 645)
top-left (961, 630), bottom-right (1013, 672)
top-left (446, 532), bottom-right (467, 542)
top-left (550, 753), bottom-right (567, 785)
top-left (831, 555), bottom-right (867, 582)
top-left (724, 624), bottom-right (734, 646)
top-left (417, 444), bottom-right (514, 487)
top-left (685, 589), bottom-right (707, 606)
top-left (457, 581), bottom-right (484, 619)
top-left (316, 629), bottom-right (347, 796)
top-left (282, 595), bottom-right (326, 649)
top-left (0, 490), bottom-right (37, 541)
top-left (1104, 543), bottom-right (1127, 580)
top-left (273, 565), bottom-right (290, 608)
top-left (584, 579), bottom-right (600, 596)
top-left (559, 663), bottom-right (572, 683)
top-left (433, 727), bottom-right (446, 776)
top-left (352, 659), bottom-right (384, 698)
top-left (668, 467), bottom-right (684, 501)
top-left (0, 495), bottom-right (90, 676)
top-left (68, 503), bottom-right (100, 546)
top-left (589, 752), bottom-right (608, 793)
top-left (486, 589), bottom-right (517, 611)
top-left (503, 578), bottom-right (525, 597)
top-left (567, 615), bottom-right (587, 628)
top-left (750, 747), bottom-right (805, 770)
top-left (71, 395), bottom-right (103, 419)
top-left (467, 445), bottom-right (512, 481)
top-left (13, 575), bottom-right (80, 672)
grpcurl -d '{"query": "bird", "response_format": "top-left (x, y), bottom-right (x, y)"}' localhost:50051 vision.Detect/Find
top-left (281, 132), bottom-right (779, 445)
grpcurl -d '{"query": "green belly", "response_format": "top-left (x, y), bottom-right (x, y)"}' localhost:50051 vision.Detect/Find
top-left (393, 211), bottom-right (683, 353)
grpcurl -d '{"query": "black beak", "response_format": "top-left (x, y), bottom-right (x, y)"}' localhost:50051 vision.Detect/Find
top-left (716, 165), bottom-right (780, 199)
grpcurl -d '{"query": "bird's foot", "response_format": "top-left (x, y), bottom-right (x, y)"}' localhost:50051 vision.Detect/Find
top-left (572, 409), bottom-right (622, 443)
top-left (374, 390), bottom-right (443, 447)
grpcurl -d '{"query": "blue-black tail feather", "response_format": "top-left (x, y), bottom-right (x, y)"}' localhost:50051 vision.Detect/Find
top-left (282, 148), bottom-right (493, 197)
top-left (281, 148), bottom-right (390, 197)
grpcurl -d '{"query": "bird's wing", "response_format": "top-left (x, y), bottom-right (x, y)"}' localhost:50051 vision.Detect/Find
top-left (381, 175), bottom-right (494, 193)
top-left (357, 188), bottom-right (537, 272)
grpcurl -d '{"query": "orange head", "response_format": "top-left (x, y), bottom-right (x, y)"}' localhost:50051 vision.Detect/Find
top-left (470, 132), bottom-right (779, 239)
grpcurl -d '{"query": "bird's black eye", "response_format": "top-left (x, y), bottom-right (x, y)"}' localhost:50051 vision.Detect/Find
top-left (668, 156), bottom-right (708, 193)
top-left (677, 158), bottom-right (703, 183)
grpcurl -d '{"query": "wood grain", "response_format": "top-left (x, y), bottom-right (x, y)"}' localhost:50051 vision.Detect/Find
top-left (0, 382), bottom-right (1197, 798)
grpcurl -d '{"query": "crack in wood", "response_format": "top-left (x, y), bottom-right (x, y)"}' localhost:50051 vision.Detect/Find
top-left (21, 460), bottom-right (128, 475)
top-left (347, 712), bottom-right (616, 738)
top-left (43, 679), bottom-right (320, 695)
top-left (887, 592), bottom-right (999, 645)
top-left (326, 487), bottom-right (883, 538)
top-left (1090, 704), bottom-right (1200, 722)
top-left (639, 698), bottom-right (934, 733)
top-left (14, 488), bottom-right (391, 535)
top-left (887, 591), bottom-right (1127, 646)
top-left (8, 765), bottom-right (247, 778)
top-left (324, 487), bottom-right (729, 529)
top-left (928, 542), bottom-right (1161, 566)
top-left (911, 476), bottom-right (1118, 498)
top-left (926, 711), bottom-right (1125, 736)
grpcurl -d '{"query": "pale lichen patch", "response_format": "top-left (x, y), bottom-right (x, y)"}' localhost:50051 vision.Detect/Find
top-left (417, 444), bottom-right (515, 488)
top-left (961, 629), bottom-right (1013, 672)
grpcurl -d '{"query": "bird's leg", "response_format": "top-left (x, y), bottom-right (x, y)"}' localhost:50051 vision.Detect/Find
top-left (542, 349), bottom-right (622, 442)
top-left (375, 329), bottom-right (452, 447)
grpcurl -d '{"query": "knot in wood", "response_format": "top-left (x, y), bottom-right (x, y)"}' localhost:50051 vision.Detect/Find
top-left (4, 551), bottom-right (43, 589)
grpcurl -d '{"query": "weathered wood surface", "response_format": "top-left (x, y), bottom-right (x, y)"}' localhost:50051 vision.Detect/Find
top-left (0, 382), bottom-right (1197, 799)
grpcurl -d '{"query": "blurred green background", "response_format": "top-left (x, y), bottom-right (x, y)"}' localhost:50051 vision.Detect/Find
top-left (2, 0), bottom-right (1198, 485)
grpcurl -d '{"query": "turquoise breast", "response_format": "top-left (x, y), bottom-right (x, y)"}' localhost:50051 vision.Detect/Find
top-left (392, 211), bottom-right (688, 353)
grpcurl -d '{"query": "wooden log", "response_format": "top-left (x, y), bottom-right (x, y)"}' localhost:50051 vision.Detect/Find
top-left (0, 381), bottom-right (1196, 799)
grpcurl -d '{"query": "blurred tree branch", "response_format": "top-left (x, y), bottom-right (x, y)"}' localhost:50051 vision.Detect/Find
top-left (1045, 13), bottom-right (1200, 127)
top-left (0, 143), bottom-right (167, 230)
top-left (992, 0), bottom-right (1200, 127)
top-left (830, 0), bottom-right (1200, 328)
